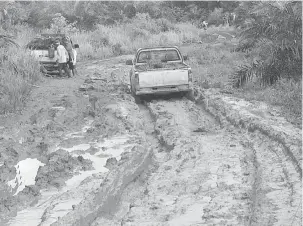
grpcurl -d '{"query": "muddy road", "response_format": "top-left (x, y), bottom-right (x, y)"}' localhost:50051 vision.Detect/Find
top-left (0, 56), bottom-right (301, 226)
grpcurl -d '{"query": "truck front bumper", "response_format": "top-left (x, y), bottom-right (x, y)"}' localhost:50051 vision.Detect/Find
top-left (135, 84), bottom-right (192, 95)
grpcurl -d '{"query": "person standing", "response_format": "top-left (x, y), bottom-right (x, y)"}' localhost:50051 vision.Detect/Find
top-left (55, 39), bottom-right (71, 78)
top-left (63, 36), bottom-right (74, 61)
top-left (202, 21), bottom-right (208, 30)
top-left (69, 44), bottom-right (79, 76)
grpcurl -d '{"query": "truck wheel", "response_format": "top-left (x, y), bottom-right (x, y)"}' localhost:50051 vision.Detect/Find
top-left (133, 95), bottom-right (141, 104)
top-left (185, 89), bottom-right (194, 100)
top-left (130, 83), bottom-right (141, 104)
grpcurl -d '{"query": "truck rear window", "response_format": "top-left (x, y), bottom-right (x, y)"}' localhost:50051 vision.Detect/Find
top-left (137, 49), bottom-right (181, 63)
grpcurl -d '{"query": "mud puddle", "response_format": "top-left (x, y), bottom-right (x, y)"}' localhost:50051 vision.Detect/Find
top-left (6, 119), bottom-right (136, 226)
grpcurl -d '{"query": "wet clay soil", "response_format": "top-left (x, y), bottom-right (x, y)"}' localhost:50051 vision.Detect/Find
top-left (0, 56), bottom-right (301, 226)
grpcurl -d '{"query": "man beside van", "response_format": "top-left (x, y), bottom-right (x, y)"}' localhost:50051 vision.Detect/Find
top-left (68, 44), bottom-right (79, 76)
top-left (55, 39), bottom-right (71, 78)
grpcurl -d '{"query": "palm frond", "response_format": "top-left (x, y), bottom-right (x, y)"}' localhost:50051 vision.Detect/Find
top-left (0, 34), bottom-right (19, 47)
top-left (233, 1), bottom-right (302, 87)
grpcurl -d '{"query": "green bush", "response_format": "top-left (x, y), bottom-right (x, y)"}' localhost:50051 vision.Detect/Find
top-left (233, 1), bottom-right (302, 86)
top-left (208, 8), bottom-right (224, 26)
top-left (155, 18), bottom-right (175, 32)
top-left (126, 25), bottom-right (150, 40)
top-left (131, 13), bottom-right (160, 34)
top-left (237, 78), bottom-right (302, 127)
top-left (47, 13), bottom-right (79, 34)
top-left (89, 28), bottom-right (110, 48)
top-left (0, 47), bottom-right (41, 114)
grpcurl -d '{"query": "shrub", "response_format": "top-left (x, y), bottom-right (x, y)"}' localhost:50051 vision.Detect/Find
top-left (112, 43), bottom-right (123, 56)
top-left (89, 28), bottom-right (110, 48)
top-left (12, 24), bottom-right (37, 47)
top-left (175, 23), bottom-right (201, 43)
top-left (131, 13), bottom-right (160, 34)
top-left (0, 47), bottom-right (41, 114)
top-left (126, 25), bottom-right (150, 40)
top-left (233, 1), bottom-right (302, 87)
top-left (155, 18), bottom-right (175, 32)
top-left (47, 13), bottom-right (79, 34)
top-left (237, 78), bottom-right (302, 127)
top-left (208, 8), bottom-right (224, 26)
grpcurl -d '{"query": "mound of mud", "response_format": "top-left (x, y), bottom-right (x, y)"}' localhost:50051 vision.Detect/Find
top-left (16, 185), bottom-right (40, 207)
top-left (0, 162), bottom-right (16, 183)
top-left (0, 147), bottom-right (19, 166)
top-left (35, 149), bottom-right (93, 188)
top-left (0, 186), bottom-right (17, 218)
top-left (1, 178), bottom-right (42, 221)
top-left (105, 157), bottom-right (118, 170)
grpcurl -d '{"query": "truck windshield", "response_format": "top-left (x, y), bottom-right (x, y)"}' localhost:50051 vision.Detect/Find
top-left (137, 49), bottom-right (181, 63)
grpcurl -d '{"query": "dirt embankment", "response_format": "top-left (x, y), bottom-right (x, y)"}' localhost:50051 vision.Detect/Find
top-left (195, 88), bottom-right (302, 175)
top-left (0, 55), bottom-right (301, 226)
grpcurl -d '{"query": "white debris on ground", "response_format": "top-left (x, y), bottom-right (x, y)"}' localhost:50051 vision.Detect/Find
top-left (7, 158), bottom-right (45, 195)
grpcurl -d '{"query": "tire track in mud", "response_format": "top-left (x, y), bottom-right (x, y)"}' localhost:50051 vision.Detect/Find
top-left (46, 57), bottom-right (170, 226)
top-left (135, 98), bottom-right (255, 225)
top-left (98, 93), bottom-right (301, 226)
top-left (88, 94), bottom-right (255, 225)
top-left (81, 101), bottom-right (174, 226)
top-left (242, 132), bottom-right (302, 226)
top-left (192, 96), bottom-right (302, 226)
top-left (76, 57), bottom-right (301, 226)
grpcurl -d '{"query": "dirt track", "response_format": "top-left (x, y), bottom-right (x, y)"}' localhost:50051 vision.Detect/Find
top-left (0, 56), bottom-right (301, 226)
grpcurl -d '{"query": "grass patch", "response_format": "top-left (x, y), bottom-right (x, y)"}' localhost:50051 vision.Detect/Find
top-left (179, 26), bottom-right (301, 128)
top-left (180, 35), bottom-right (245, 89)
top-left (0, 47), bottom-right (41, 114)
top-left (70, 21), bottom-right (202, 61)
top-left (234, 79), bottom-right (302, 128)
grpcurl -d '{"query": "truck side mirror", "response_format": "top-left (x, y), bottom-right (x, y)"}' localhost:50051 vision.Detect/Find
top-left (183, 55), bottom-right (189, 61)
top-left (126, 59), bottom-right (133, 65)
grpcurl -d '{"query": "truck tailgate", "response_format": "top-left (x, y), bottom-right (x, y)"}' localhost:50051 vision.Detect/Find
top-left (139, 69), bottom-right (189, 88)
top-left (30, 50), bottom-right (57, 63)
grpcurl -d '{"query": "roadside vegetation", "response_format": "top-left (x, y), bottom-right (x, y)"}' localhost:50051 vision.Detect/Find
top-left (0, 35), bottom-right (41, 114)
top-left (0, 1), bottom-right (301, 127)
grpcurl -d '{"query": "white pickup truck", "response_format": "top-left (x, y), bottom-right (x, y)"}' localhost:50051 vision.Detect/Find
top-left (126, 46), bottom-right (193, 101)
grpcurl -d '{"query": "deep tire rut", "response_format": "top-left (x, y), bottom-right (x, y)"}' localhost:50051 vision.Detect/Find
top-left (111, 95), bottom-right (302, 226)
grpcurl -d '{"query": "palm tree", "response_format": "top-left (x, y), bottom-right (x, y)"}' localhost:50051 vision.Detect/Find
top-left (0, 34), bottom-right (18, 47)
top-left (233, 1), bottom-right (302, 87)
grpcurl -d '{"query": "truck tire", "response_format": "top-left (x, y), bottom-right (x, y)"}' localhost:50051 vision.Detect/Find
top-left (185, 89), bottom-right (194, 101)
top-left (130, 81), bottom-right (141, 104)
